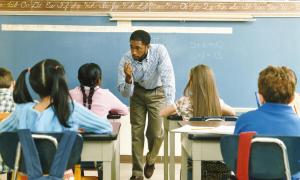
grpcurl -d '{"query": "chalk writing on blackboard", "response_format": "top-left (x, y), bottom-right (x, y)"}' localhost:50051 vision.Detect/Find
top-left (0, 1), bottom-right (299, 13)
top-left (191, 40), bottom-right (224, 61)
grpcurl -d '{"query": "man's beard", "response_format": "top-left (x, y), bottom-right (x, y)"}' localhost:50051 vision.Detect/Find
top-left (133, 53), bottom-right (147, 62)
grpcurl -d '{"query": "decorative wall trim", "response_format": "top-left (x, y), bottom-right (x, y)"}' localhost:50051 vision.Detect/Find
top-left (0, 1), bottom-right (299, 16)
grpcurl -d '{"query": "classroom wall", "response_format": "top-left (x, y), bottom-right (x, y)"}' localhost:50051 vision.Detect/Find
top-left (1, 16), bottom-right (300, 108)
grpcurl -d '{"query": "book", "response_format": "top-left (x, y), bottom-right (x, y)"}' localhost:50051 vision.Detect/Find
top-left (171, 124), bottom-right (235, 134)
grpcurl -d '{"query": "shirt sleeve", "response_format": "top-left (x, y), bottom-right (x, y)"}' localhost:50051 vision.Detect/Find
top-left (71, 102), bottom-right (112, 134)
top-left (107, 91), bottom-right (129, 115)
top-left (157, 45), bottom-right (176, 105)
top-left (117, 55), bottom-right (134, 98)
top-left (0, 105), bottom-right (20, 132)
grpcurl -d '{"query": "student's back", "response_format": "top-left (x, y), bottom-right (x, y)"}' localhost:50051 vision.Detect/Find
top-left (70, 63), bottom-right (128, 117)
top-left (0, 59), bottom-right (112, 134)
top-left (235, 103), bottom-right (300, 135)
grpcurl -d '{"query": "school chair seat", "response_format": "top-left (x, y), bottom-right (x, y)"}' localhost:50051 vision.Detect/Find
top-left (0, 130), bottom-right (83, 180)
top-left (220, 135), bottom-right (300, 180)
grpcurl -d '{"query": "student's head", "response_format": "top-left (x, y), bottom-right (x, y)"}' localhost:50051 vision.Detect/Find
top-left (130, 30), bottom-right (151, 61)
top-left (258, 66), bottom-right (296, 104)
top-left (78, 63), bottom-right (102, 109)
top-left (184, 64), bottom-right (221, 116)
top-left (0, 67), bottom-right (14, 89)
top-left (13, 59), bottom-right (72, 127)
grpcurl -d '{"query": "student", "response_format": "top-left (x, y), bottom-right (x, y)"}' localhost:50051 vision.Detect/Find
top-left (70, 63), bottom-right (128, 118)
top-left (234, 65), bottom-right (300, 136)
top-left (0, 59), bottom-right (112, 134)
top-left (160, 64), bottom-right (235, 120)
top-left (0, 67), bottom-right (15, 113)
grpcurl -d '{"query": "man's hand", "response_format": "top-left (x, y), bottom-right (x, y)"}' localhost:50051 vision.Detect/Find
top-left (124, 62), bottom-right (133, 84)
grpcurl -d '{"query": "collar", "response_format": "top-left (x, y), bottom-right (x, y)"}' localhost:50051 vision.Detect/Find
top-left (0, 88), bottom-right (12, 94)
top-left (259, 102), bottom-right (295, 114)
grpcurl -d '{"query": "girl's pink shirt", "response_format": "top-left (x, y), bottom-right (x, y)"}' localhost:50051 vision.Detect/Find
top-left (70, 86), bottom-right (129, 118)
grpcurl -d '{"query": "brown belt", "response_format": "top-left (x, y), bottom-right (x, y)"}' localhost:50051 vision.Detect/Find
top-left (134, 82), bottom-right (162, 91)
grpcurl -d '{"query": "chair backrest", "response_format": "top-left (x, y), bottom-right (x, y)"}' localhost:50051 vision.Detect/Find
top-left (190, 116), bottom-right (238, 122)
top-left (0, 131), bottom-right (83, 175)
top-left (220, 135), bottom-right (300, 179)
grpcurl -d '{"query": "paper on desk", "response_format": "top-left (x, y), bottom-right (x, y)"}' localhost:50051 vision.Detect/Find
top-left (171, 125), bottom-right (235, 134)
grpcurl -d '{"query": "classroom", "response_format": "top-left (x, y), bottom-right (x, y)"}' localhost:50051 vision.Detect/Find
top-left (1, 0), bottom-right (300, 180)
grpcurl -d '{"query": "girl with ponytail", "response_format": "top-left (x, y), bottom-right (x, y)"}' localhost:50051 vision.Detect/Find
top-left (70, 63), bottom-right (128, 117)
top-left (0, 59), bottom-right (112, 134)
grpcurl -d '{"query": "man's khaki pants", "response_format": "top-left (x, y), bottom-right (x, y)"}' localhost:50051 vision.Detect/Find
top-left (130, 85), bottom-right (165, 177)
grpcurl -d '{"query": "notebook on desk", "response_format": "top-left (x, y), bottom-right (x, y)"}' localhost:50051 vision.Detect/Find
top-left (171, 124), bottom-right (235, 135)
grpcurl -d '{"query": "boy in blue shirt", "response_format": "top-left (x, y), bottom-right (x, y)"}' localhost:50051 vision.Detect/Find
top-left (235, 65), bottom-right (300, 135)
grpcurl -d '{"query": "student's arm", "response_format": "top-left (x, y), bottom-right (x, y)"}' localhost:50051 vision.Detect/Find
top-left (72, 102), bottom-right (112, 134)
top-left (117, 55), bottom-right (134, 98)
top-left (0, 106), bottom-right (19, 132)
top-left (157, 45), bottom-right (176, 105)
top-left (107, 91), bottom-right (129, 116)
top-left (159, 104), bottom-right (177, 117)
top-left (220, 99), bottom-right (236, 116)
top-left (291, 92), bottom-right (300, 115)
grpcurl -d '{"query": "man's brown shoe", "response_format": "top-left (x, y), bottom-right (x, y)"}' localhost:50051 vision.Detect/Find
top-left (144, 163), bottom-right (155, 178)
top-left (129, 175), bottom-right (144, 180)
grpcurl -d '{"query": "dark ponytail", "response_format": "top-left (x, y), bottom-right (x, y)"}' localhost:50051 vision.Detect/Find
top-left (13, 69), bottom-right (33, 103)
top-left (50, 66), bottom-right (72, 127)
top-left (87, 86), bottom-right (95, 109)
top-left (80, 85), bottom-right (88, 109)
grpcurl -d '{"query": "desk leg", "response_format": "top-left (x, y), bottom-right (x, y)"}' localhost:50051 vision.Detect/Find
top-left (103, 161), bottom-right (112, 180)
top-left (181, 145), bottom-right (188, 180)
top-left (164, 127), bottom-right (169, 180)
top-left (169, 132), bottom-right (175, 180)
top-left (193, 160), bottom-right (201, 180)
top-left (116, 136), bottom-right (120, 180)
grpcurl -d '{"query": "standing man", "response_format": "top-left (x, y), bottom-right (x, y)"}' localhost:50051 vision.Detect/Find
top-left (117, 30), bottom-right (175, 180)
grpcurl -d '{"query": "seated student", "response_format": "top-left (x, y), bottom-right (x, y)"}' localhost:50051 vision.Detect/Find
top-left (0, 59), bottom-right (112, 134)
top-left (160, 64), bottom-right (235, 120)
top-left (0, 67), bottom-right (15, 113)
top-left (70, 63), bottom-right (128, 118)
top-left (160, 64), bottom-right (235, 179)
top-left (234, 65), bottom-right (300, 136)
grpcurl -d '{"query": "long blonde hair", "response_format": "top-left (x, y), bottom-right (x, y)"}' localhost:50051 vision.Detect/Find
top-left (183, 64), bottom-right (221, 117)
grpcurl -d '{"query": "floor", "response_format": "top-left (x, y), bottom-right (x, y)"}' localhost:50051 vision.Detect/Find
top-left (120, 163), bottom-right (181, 180)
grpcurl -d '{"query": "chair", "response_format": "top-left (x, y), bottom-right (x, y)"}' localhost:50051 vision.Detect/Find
top-left (0, 130), bottom-right (83, 180)
top-left (190, 116), bottom-right (238, 122)
top-left (220, 135), bottom-right (300, 180)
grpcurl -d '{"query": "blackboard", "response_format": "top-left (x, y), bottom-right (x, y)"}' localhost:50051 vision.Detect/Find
top-left (1, 15), bottom-right (300, 107)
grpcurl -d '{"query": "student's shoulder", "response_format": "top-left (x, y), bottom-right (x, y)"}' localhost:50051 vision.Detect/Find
top-left (237, 109), bottom-right (259, 122)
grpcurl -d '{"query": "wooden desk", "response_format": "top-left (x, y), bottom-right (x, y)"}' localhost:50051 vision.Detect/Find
top-left (179, 121), bottom-right (235, 180)
top-left (81, 122), bottom-right (121, 180)
top-left (163, 115), bottom-right (182, 180)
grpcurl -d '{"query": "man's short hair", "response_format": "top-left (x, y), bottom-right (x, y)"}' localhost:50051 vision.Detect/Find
top-left (130, 30), bottom-right (151, 45)
top-left (0, 67), bottom-right (13, 88)
top-left (258, 65), bottom-right (296, 104)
